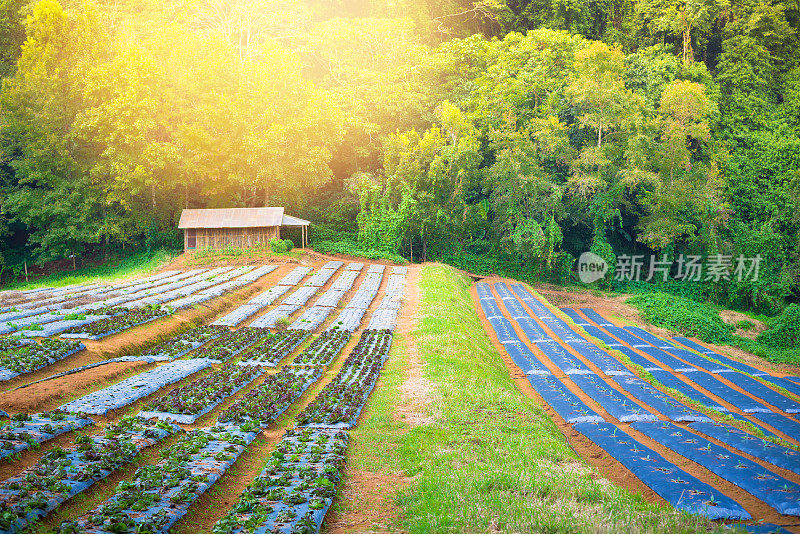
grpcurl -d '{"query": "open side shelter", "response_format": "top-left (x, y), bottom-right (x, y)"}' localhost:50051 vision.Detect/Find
top-left (178, 207), bottom-right (310, 252)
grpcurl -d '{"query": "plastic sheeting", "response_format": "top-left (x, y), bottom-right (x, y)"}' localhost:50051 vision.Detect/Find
top-left (610, 375), bottom-right (711, 422)
top-left (565, 340), bottom-right (632, 376)
top-left (686, 372), bottom-right (772, 413)
top-left (752, 412), bottom-right (800, 441)
top-left (526, 375), bottom-right (603, 423)
top-left (573, 422), bottom-right (750, 520)
top-left (689, 421), bottom-right (800, 475)
top-left (536, 340), bottom-right (592, 374)
top-left (632, 421), bottom-right (800, 516)
top-left (648, 370), bottom-right (729, 412)
top-left (501, 342), bottom-right (551, 375)
top-left (569, 373), bottom-right (658, 422)
top-left (59, 359), bottom-right (213, 415)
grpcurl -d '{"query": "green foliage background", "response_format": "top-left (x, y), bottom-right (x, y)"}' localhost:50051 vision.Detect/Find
top-left (0, 0), bottom-right (797, 320)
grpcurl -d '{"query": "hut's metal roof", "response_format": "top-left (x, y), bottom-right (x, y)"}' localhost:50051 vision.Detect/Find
top-left (281, 214), bottom-right (311, 227)
top-left (178, 207), bottom-right (289, 229)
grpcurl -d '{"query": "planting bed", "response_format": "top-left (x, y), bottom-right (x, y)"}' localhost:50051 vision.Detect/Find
top-left (296, 330), bottom-right (391, 429)
top-left (0, 339), bottom-right (84, 382)
top-left (248, 285), bottom-right (292, 306)
top-left (277, 267), bottom-right (312, 286)
top-left (345, 262), bottom-right (363, 271)
top-left (313, 289), bottom-right (346, 308)
top-left (212, 428), bottom-right (348, 534)
top-left (525, 374), bottom-right (603, 423)
top-left (304, 268), bottom-right (339, 288)
top-left (0, 412), bottom-right (94, 460)
top-left (139, 364), bottom-right (264, 424)
top-left (330, 271), bottom-right (359, 292)
top-left (289, 307), bottom-right (333, 331)
top-left (61, 305), bottom-right (170, 340)
top-left (139, 325), bottom-right (227, 361)
top-left (249, 304), bottom-right (301, 328)
top-left (633, 421), bottom-right (800, 516)
top-left (326, 308), bottom-right (366, 333)
top-left (282, 286), bottom-right (320, 307)
top-left (0, 417), bottom-right (177, 533)
top-left (289, 331), bottom-right (351, 367)
top-left (188, 327), bottom-right (272, 362)
top-left (59, 360), bottom-right (214, 415)
top-left (689, 421), bottom-right (800, 475)
top-left (59, 426), bottom-right (258, 534)
top-left (573, 422), bottom-right (750, 519)
top-left (237, 331), bottom-right (308, 367)
top-left (217, 367), bottom-right (321, 431)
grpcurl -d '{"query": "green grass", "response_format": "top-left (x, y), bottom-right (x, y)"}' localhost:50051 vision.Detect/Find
top-left (345, 264), bottom-right (719, 533)
top-left (0, 249), bottom-right (177, 291)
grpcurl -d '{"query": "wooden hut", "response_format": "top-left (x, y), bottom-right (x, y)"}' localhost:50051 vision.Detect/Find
top-left (178, 207), bottom-right (310, 252)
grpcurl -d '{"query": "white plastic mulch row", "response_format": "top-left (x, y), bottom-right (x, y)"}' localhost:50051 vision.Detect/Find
top-left (212, 304), bottom-right (265, 327)
top-left (323, 260), bottom-right (345, 270)
top-left (247, 285), bottom-right (291, 306)
top-left (17, 313), bottom-right (115, 338)
top-left (366, 272), bottom-right (406, 331)
top-left (326, 308), bottom-right (367, 332)
top-left (331, 270), bottom-right (360, 291)
top-left (345, 262), bottom-right (364, 271)
top-left (249, 304), bottom-right (302, 328)
top-left (390, 265), bottom-right (408, 275)
top-left (314, 289), bottom-right (347, 308)
top-left (367, 264), bottom-right (386, 274)
top-left (235, 265), bottom-right (277, 283)
top-left (277, 266), bottom-right (312, 286)
top-left (289, 306), bottom-right (334, 331)
top-left (304, 267), bottom-right (340, 287)
top-left (282, 285), bottom-right (320, 307)
top-left (59, 360), bottom-right (215, 415)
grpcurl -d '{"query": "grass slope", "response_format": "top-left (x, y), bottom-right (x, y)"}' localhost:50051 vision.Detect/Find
top-left (343, 264), bottom-right (716, 533)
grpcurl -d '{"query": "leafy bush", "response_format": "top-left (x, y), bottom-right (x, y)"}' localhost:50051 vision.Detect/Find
top-left (757, 304), bottom-right (800, 349)
top-left (736, 319), bottom-right (755, 330)
top-left (311, 239), bottom-right (406, 263)
top-left (269, 238), bottom-right (294, 254)
top-left (626, 292), bottom-right (734, 344)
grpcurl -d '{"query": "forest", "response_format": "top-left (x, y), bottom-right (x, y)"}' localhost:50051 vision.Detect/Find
top-left (0, 0), bottom-right (798, 315)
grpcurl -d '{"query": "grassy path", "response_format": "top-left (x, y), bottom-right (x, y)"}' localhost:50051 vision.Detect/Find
top-left (335, 263), bottom-right (718, 533)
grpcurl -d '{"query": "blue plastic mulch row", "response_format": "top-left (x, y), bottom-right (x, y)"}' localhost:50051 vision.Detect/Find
top-left (0, 412), bottom-right (94, 460)
top-left (59, 359), bottom-right (215, 415)
top-left (610, 375), bottom-right (712, 423)
top-left (526, 374), bottom-right (603, 423)
top-left (61, 427), bottom-right (258, 534)
top-left (572, 422), bottom-right (751, 520)
top-left (565, 340), bottom-right (632, 376)
top-left (752, 412), bottom-right (800, 441)
top-left (536, 340), bottom-right (591, 374)
top-left (689, 421), bottom-right (800, 476)
top-left (568, 374), bottom-right (657, 422)
top-left (672, 337), bottom-right (769, 376)
top-left (0, 418), bottom-right (177, 534)
top-left (503, 342), bottom-right (551, 375)
top-left (212, 428), bottom-right (348, 534)
top-left (633, 421), bottom-right (800, 516)
top-left (648, 370), bottom-right (730, 412)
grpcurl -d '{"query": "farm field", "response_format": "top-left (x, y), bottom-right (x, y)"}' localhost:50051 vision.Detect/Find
top-left (0, 256), bottom-right (798, 533)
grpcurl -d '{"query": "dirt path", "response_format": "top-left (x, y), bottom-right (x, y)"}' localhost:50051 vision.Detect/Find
top-left (471, 278), bottom-right (800, 531)
top-left (324, 264), bottom-right (425, 534)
